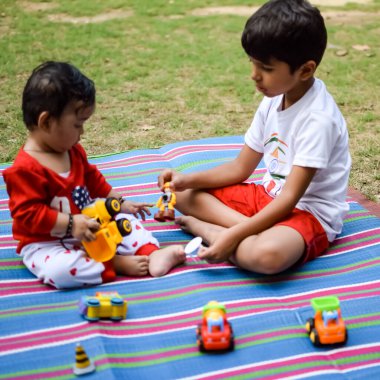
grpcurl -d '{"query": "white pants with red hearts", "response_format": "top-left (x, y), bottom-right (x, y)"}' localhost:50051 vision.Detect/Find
top-left (20, 213), bottom-right (159, 289)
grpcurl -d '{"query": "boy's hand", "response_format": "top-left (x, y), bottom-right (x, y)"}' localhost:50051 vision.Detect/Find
top-left (121, 200), bottom-right (153, 221)
top-left (72, 214), bottom-right (100, 242)
top-left (158, 169), bottom-right (187, 192)
top-left (197, 229), bottom-right (238, 263)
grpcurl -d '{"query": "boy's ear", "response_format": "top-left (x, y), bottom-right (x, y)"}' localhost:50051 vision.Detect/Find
top-left (37, 111), bottom-right (51, 131)
top-left (299, 60), bottom-right (317, 81)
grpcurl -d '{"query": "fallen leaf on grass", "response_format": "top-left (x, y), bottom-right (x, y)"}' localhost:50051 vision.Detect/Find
top-left (335, 49), bottom-right (348, 57)
top-left (352, 44), bottom-right (370, 51)
top-left (140, 124), bottom-right (156, 131)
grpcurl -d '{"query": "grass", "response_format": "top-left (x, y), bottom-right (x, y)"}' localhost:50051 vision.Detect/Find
top-left (0, 0), bottom-right (379, 201)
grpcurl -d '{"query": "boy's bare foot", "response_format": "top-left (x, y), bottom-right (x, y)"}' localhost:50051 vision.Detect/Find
top-left (175, 216), bottom-right (224, 246)
top-left (113, 255), bottom-right (149, 277)
top-left (149, 245), bottom-right (186, 277)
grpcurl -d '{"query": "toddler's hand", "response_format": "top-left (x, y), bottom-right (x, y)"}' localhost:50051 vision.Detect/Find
top-left (122, 200), bottom-right (153, 221)
top-left (72, 214), bottom-right (100, 242)
top-left (158, 169), bottom-right (187, 192)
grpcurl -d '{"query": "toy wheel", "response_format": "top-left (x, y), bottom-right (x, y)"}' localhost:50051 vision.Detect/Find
top-left (105, 197), bottom-right (121, 217)
top-left (111, 297), bottom-right (123, 306)
top-left (228, 336), bottom-right (235, 351)
top-left (84, 298), bottom-right (100, 322)
top-left (305, 318), bottom-right (315, 334)
top-left (87, 298), bottom-right (100, 307)
top-left (309, 328), bottom-right (321, 347)
top-left (197, 337), bottom-right (206, 353)
top-left (343, 329), bottom-right (348, 344)
top-left (117, 218), bottom-right (132, 236)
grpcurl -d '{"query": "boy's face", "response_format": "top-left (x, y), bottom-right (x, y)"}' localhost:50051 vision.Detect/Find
top-left (249, 57), bottom-right (304, 99)
top-left (45, 101), bottom-right (95, 153)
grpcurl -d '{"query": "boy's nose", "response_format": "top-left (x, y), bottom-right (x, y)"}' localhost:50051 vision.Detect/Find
top-left (251, 69), bottom-right (261, 82)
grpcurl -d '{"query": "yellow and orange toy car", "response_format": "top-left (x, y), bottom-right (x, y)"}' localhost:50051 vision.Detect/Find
top-left (81, 197), bottom-right (132, 262)
top-left (196, 301), bottom-right (234, 352)
top-left (305, 296), bottom-right (347, 346)
top-left (79, 291), bottom-right (127, 321)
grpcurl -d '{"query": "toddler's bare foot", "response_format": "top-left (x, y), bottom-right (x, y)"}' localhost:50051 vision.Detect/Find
top-left (149, 245), bottom-right (186, 277)
top-left (113, 255), bottom-right (149, 277)
top-left (175, 216), bottom-right (224, 246)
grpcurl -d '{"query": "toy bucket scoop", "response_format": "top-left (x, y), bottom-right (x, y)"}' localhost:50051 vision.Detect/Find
top-left (185, 237), bottom-right (203, 257)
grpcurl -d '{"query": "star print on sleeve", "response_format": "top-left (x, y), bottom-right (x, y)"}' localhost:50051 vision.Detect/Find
top-left (72, 186), bottom-right (92, 210)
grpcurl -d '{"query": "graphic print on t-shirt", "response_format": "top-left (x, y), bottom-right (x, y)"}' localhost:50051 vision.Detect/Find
top-left (263, 133), bottom-right (287, 197)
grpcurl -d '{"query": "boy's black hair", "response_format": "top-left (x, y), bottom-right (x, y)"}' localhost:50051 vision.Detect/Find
top-left (22, 61), bottom-right (96, 130)
top-left (241, 0), bottom-right (327, 72)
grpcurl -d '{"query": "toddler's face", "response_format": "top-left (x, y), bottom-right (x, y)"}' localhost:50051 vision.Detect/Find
top-left (46, 101), bottom-right (95, 152)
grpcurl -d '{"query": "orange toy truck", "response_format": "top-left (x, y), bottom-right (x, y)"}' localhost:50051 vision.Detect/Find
top-left (81, 198), bottom-right (132, 262)
top-left (196, 301), bottom-right (234, 352)
top-left (305, 296), bottom-right (347, 346)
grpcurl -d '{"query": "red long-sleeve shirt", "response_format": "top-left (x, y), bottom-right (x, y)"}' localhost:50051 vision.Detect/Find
top-left (4, 144), bottom-right (112, 252)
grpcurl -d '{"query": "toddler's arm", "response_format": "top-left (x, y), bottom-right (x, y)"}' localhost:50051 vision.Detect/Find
top-left (106, 189), bottom-right (153, 220)
top-left (51, 212), bottom-right (100, 241)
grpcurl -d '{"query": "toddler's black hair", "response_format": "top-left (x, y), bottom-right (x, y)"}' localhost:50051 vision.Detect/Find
top-left (22, 61), bottom-right (95, 130)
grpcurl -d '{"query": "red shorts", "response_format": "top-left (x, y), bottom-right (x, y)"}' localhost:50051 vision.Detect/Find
top-left (135, 243), bottom-right (159, 256)
top-left (208, 183), bottom-right (329, 264)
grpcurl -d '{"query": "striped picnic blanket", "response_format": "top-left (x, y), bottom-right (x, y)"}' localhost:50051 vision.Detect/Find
top-left (1, 136), bottom-right (380, 379)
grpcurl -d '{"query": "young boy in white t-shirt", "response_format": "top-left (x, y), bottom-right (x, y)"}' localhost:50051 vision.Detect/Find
top-left (157, 0), bottom-right (351, 274)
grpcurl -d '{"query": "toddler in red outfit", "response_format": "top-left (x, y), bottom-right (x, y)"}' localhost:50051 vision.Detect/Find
top-left (4, 61), bottom-right (185, 289)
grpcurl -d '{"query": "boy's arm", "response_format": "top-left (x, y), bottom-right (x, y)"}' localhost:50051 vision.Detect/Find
top-left (158, 144), bottom-right (263, 191)
top-left (198, 165), bottom-right (317, 263)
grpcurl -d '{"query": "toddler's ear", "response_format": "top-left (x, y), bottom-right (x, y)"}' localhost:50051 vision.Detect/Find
top-left (300, 60), bottom-right (316, 80)
top-left (37, 111), bottom-right (50, 131)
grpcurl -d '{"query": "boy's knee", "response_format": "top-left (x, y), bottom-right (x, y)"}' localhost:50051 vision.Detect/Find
top-left (236, 240), bottom-right (291, 275)
top-left (254, 249), bottom-right (287, 274)
top-left (174, 189), bottom-right (194, 213)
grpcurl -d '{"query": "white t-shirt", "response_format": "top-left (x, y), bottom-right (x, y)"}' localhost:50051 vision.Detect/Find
top-left (245, 78), bottom-right (351, 242)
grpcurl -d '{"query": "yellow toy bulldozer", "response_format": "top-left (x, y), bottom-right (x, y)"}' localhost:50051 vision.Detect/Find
top-left (81, 197), bottom-right (132, 262)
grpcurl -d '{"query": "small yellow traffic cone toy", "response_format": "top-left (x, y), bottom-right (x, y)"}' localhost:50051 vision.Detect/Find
top-left (73, 342), bottom-right (96, 376)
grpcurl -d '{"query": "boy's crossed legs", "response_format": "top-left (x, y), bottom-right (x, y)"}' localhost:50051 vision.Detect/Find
top-left (174, 187), bottom-right (314, 274)
top-left (177, 215), bottom-right (304, 274)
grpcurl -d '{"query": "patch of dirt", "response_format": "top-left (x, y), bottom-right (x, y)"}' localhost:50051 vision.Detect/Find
top-left (17, 0), bottom-right (378, 25)
top-left (19, 1), bottom-right (58, 12)
top-left (47, 9), bottom-right (133, 24)
top-left (0, 24), bottom-right (10, 39)
top-left (323, 10), bottom-right (379, 24)
top-left (313, 0), bottom-right (372, 4)
top-left (190, 6), bottom-right (256, 17)
top-left (190, 6), bottom-right (379, 25)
